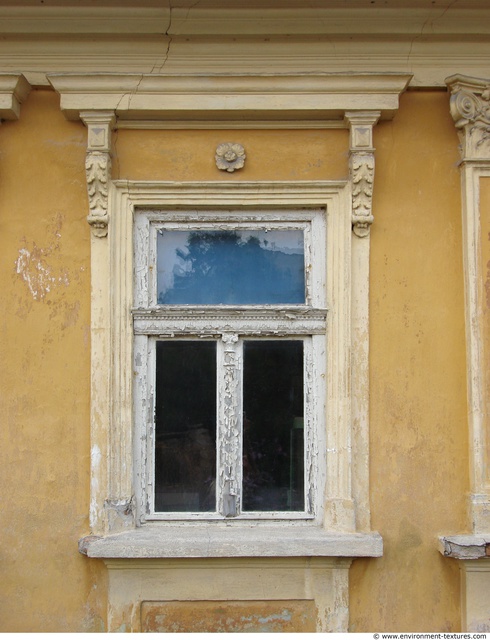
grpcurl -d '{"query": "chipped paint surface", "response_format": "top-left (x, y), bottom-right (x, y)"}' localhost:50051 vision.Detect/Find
top-left (218, 333), bottom-right (241, 517)
top-left (15, 215), bottom-right (70, 300)
top-left (140, 600), bottom-right (316, 633)
top-left (90, 444), bottom-right (102, 529)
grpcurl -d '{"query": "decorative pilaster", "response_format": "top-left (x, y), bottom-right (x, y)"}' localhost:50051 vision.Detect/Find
top-left (345, 111), bottom-right (380, 238)
top-left (81, 111), bottom-right (117, 535)
top-left (81, 111), bottom-right (116, 238)
top-left (446, 75), bottom-right (490, 535)
top-left (344, 111), bottom-right (380, 531)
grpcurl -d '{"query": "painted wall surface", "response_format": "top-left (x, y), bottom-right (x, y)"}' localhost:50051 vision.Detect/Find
top-left (0, 90), bottom-right (106, 632)
top-left (114, 127), bottom-right (349, 182)
top-left (0, 89), bottom-right (468, 631)
top-left (351, 91), bottom-right (468, 631)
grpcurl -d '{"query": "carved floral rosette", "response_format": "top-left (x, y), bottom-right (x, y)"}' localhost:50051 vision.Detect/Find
top-left (215, 142), bottom-right (246, 172)
top-left (350, 153), bottom-right (375, 238)
top-left (85, 151), bottom-right (111, 237)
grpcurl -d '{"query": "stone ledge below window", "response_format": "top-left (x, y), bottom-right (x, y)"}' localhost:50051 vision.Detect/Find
top-left (79, 525), bottom-right (383, 559)
top-left (439, 534), bottom-right (490, 560)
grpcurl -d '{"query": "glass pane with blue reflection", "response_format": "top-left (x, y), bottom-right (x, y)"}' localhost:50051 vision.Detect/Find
top-left (157, 229), bottom-right (305, 304)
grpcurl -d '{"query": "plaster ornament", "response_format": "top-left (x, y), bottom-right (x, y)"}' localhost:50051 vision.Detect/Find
top-left (215, 142), bottom-right (246, 172)
top-left (351, 153), bottom-right (375, 238)
top-left (449, 82), bottom-right (490, 158)
top-left (85, 151), bottom-right (111, 237)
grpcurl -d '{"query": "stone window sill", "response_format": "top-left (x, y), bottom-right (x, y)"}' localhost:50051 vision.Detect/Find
top-left (439, 534), bottom-right (490, 560)
top-left (79, 525), bottom-right (383, 559)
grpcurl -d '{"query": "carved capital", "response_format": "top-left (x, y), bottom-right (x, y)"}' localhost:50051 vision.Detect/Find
top-left (350, 152), bottom-right (375, 238)
top-left (446, 75), bottom-right (490, 161)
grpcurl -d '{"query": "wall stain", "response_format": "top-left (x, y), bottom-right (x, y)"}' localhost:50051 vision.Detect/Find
top-left (140, 600), bottom-right (316, 633)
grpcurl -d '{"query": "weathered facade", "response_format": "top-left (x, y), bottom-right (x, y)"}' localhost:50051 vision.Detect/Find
top-left (1, 0), bottom-right (489, 632)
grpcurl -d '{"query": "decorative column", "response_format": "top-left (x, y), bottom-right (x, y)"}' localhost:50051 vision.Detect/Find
top-left (440, 74), bottom-right (490, 633)
top-left (445, 75), bottom-right (490, 534)
top-left (345, 111), bottom-right (380, 531)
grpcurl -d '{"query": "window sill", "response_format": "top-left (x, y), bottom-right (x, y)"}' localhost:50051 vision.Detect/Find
top-left (79, 525), bottom-right (383, 559)
top-left (439, 534), bottom-right (490, 560)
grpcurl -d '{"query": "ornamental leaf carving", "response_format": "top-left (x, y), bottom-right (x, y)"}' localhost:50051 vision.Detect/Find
top-left (450, 85), bottom-right (490, 151)
top-left (351, 153), bottom-right (375, 238)
top-left (85, 151), bottom-right (111, 237)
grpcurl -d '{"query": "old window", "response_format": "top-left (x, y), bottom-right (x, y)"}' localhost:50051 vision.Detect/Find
top-left (133, 210), bottom-right (327, 523)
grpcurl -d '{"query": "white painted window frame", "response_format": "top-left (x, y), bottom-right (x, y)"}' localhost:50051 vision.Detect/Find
top-left (102, 180), bottom-right (356, 536)
top-left (133, 208), bottom-right (327, 524)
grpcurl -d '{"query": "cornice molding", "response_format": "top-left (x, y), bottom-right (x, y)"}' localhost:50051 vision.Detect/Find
top-left (0, 73), bottom-right (31, 120)
top-left (48, 72), bottom-right (411, 125)
top-left (1, 4), bottom-right (489, 87)
top-left (0, 6), bottom-right (489, 37)
top-left (1, 39), bottom-right (488, 89)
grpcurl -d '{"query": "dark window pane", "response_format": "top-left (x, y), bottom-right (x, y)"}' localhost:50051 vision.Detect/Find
top-left (242, 340), bottom-right (304, 512)
top-left (155, 341), bottom-right (217, 512)
top-left (157, 229), bottom-right (305, 304)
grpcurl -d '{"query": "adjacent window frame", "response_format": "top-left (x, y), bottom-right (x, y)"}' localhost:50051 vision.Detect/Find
top-left (133, 208), bottom-right (328, 524)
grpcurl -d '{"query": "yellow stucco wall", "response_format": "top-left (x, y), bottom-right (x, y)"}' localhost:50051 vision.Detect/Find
top-left (350, 91), bottom-right (468, 631)
top-left (0, 90), bottom-right (106, 632)
top-left (114, 127), bottom-right (349, 181)
top-left (0, 88), bottom-right (468, 631)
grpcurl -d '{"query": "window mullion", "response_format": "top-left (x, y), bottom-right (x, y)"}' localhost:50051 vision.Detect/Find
top-left (217, 333), bottom-right (243, 517)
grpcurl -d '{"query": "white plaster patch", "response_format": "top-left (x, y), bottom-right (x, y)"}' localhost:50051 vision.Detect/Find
top-left (15, 245), bottom-right (70, 300)
top-left (90, 444), bottom-right (102, 528)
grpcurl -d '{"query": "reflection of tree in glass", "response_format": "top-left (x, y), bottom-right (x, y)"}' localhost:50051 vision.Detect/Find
top-left (160, 230), bottom-right (304, 304)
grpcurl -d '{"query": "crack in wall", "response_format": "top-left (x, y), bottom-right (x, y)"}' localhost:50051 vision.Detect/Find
top-left (406, 0), bottom-right (460, 67)
top-left (153, 0), bottom-right (202, 74)
top-left (110, 1), bottom-right (202, 177)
